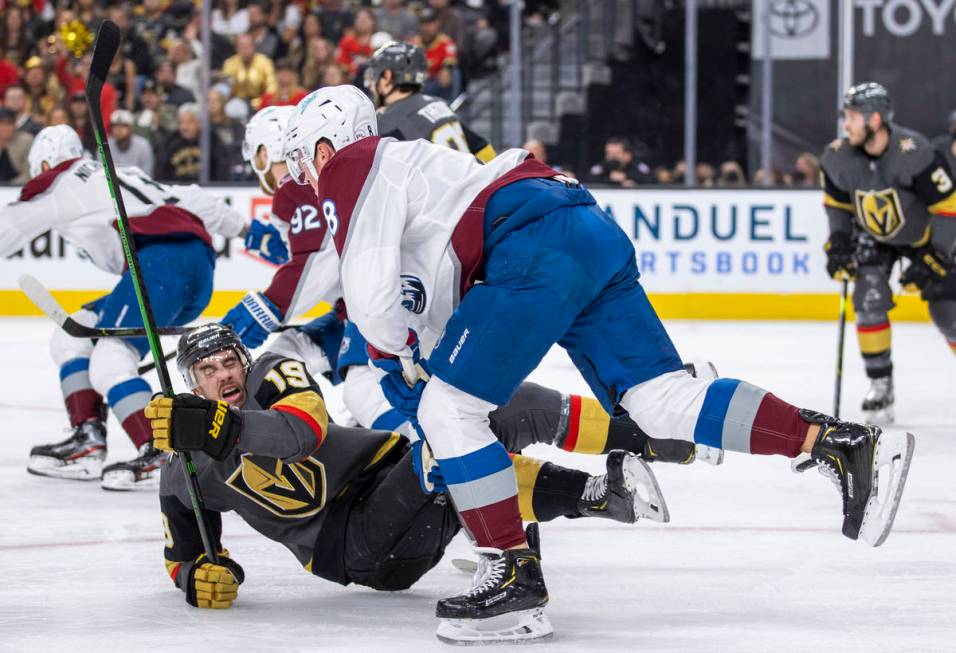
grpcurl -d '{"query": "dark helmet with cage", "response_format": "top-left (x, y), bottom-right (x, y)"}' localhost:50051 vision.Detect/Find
top-left (176, 323), bottom-right (253, 389)
top-left (364, 41), bottom-right (427, 105)
top-left (842, 82), bottom-right (894, 124)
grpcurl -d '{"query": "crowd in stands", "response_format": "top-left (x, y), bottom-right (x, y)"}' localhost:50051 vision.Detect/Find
top-left (0, 0), bottom-right (515, 183)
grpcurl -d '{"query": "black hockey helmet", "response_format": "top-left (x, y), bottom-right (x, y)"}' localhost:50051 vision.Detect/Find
top-left (364, 41), bottom-right (428, 92)
top-left (176, 323), bottom-right (252, 389)
top-left (842, 82), bottom-right (894, 123)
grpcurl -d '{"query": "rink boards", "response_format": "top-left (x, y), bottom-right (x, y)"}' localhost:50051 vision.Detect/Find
top-left (0, 185), bottom-right (930, 321)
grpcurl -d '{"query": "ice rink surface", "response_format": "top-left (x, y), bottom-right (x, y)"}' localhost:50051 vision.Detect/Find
top-left (0, 317), bottom-right (953, 653)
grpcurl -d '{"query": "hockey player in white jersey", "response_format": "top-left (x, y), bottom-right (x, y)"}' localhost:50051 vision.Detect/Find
top-left (0, 125), bottom-right (248, 490)
top-left (281, 86), bottom-right (915, 644)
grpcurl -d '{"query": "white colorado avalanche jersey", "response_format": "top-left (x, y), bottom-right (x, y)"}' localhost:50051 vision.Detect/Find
top-left (0, 157), bottom-right (245, 274)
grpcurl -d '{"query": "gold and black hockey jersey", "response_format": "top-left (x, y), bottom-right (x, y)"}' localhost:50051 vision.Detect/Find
top-left (821, 124), bottom-right (956, 249)
top-left (160, 352), bottom-right (404, 581)
top-left (376, 92), bottom-right (496, 163)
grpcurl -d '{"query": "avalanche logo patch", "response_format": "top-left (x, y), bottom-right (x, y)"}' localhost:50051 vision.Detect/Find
top-left (400, 275), bottom-right (427, 314)
top-left (854, 188), bottom-right (905, 241)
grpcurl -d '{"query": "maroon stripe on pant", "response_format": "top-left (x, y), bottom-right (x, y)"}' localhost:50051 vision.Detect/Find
top-left (65, 389), bottom-right (106, 427)
top-left (122, 410), bottom-right (152, 449)
top-left (458, 496), bottom-right (527, 550)
top-left (749, 393), bottom-right (808, 458)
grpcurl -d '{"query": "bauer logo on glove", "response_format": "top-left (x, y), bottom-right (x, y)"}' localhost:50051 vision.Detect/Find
top-left (145, 394), bottom-right (242, 460)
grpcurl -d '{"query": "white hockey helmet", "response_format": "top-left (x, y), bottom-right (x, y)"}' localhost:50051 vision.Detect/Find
top-left (283, 85), bottom-right (377, 185)
top-left (28, 125), bottom-right (84, 179)
top-left (241, 105), bottom-right (295, 195)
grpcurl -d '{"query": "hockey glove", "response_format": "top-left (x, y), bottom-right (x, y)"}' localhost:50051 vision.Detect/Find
top-left (174, 552), bottom-right (245, 609)
top-left (824, 231), bottom-right (857, 280)
top-left (145, 394), bottom-right (242, 461)
top-left (900, 245), bottom-right (952, 295)
top-left (410, 437), bottom-right (447, 494)
top-left (244, 220), bottom-right (289, 265)
top-left (222, 291), bottom-right (283, 349)
top-left (369, 329), bottom-right (430, 418)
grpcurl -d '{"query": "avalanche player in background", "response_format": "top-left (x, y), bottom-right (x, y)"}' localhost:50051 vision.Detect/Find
top-left (0, 125), bottom-right (250, 490)
top-left (821, 83), bottom-right (956, 424)
top-left (151, 324), bottom-right (662, 609)
top-left (282, 86), bottom-right (915, 643)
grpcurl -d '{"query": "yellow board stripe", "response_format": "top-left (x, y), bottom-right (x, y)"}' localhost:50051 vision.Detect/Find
top-left (0, 290), bottom-right (933, 322)
top-left (571, 397), bottom-right (611, 454)
top-left (856, 324), bottom-right (892, 355)
top-left (511, 454), bottom-right (544, 522)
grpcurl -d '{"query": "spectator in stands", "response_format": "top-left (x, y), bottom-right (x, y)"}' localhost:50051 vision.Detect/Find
top-left (717, 160), bottom-right (746, 187)
top-left (156, 102), bottom-right (226, 182)
top-left (22, 57), bottom-right (62, 119)
top-left (792, 152), bottom-right (821, 187)
top-left (321, 63), bottom-right (348, 87)
top-left (654, 166), bottom-right (674, 184)
top-left (46, 105), bottom-right (70, 127)
top-left (56, 54), bottom-right (117, 130)
top-left (223, 32), bottom-right (277, 108)
top-left (259, 59), bottom-right (308, 108)
top-left (3, 86), bottom-right (42, 136)
top-left (107, 38), bottom-right (138, 112)
top-left (752, 167), bottom-right (787, 186)
top-left (696, 162), bottom-right (716, 187)
top-left (1, 5), bottom-right (32, 68)
top-left (74, 0), bottom-right (105, 32)
top-left (428, 0), bottom-right (467, 51)
top-left (170, 39), bottom-right (202, 102)
top-left (248, 1), bottom-right (281, 60)
top-left (588, 136), bottom-right (653, 186)
top-left (415, 7), bottom-right (460, 101)
top-left (135, 79), bottom-right (176, 141)
top-left (0, 57), bottom-right (19, 102)
top-left (212, 0), bottom-right (250, 39)
top-left (155, 59), bottom-right (196, 107)
top-left (376, 0), bottom-right (419, 42)
top-left (336, 8), bottom-right (377, 80)
top-left (301, 36), bottom-right (336, 90)
top-left (110, 4), bottom-right (154, 89)
top-left (108, 109), bottom-right (155, 176)
top-left (68, 91), bottom-right (97, 153)
top-left (208, 87), bottom-right (245, 178)
top-left (288, 12), bottom-right (323, 72)
top-left (134, 0), bottom-right (177, 67)
top-left (0, 107), bottom-right (33, 183)
top-left (317, 0), bottom-right (354, 44)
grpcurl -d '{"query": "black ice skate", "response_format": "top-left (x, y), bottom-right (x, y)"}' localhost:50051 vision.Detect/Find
top-left (800, 409), bottom-right (914, 547)
top-left (27, 421), bottom-right (107, 480)
top-left (579, 450), bottom-right (670, 523)
top-left (101, 443), bottom-right (169, 491)
top-left (862, 376), bottom-right (895, 425)
top-left (435, 532), bottom-right (552, 645)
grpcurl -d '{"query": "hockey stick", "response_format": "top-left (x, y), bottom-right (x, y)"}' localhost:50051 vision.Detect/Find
top-left (18, 274), bottom-right (193, 337)
top-left (833, 277), bottom-right (849, 418)
top-left (87, 21), bottom-right (218, 563)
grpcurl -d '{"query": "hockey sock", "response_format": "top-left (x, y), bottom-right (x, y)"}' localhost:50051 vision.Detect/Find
top-left (511, 454), bottom-right (588, 522)
top-left (857, 322), bottom-right (893, 378)
top-left (59, 358), bottom-right (107, 426)
top-left (556, 395), bottom-right (616, 454)
top-left (107, 378), bottom-right (153, 448)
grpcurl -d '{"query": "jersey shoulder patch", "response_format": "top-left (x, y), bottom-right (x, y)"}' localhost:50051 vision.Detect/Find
top-left (891, 126), bottom-right (935, 176)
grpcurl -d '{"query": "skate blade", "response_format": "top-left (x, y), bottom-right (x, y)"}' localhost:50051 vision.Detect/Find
top-left (101, 470), bottom-right (161, 491)
top-left (859, 431), bottom-right (915, 547)
top-left (624, 455), bottom-right (670, 523)
top-left (695, 444), bottom-right (724, 465)
top-left (436, 608), bottom-right (553, 646)
top-left (452, 558), bottom-right (479, 575)
top-left (863, 406), bottom-right (895, 427)
top-left (27, 456), bottom-right (102, 481)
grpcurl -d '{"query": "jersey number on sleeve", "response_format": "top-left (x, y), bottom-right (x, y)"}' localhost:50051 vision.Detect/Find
top-left (264, 360), bottom-right (310, 393)
top-left (290, 205), bottom-right (321, 235)
top-left (431, 121), bottom-right (469, 152)
top-left (931, 167), bottom-right (954, 194)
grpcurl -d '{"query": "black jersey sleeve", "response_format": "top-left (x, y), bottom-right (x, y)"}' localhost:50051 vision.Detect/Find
top-left (160, 492), bottom-right (224, 583)
top-left (821, 167), bottom-right (855, 234)
top-left (462, 122), bottom-right (496, 163)
top-left (911, 149), bottom-right (956, 218)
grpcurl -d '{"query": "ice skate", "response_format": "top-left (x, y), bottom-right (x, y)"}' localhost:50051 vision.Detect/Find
top-left (800, 410), bottom-right (914, 546)
top-left (579, 450), bottom-right (669, 523)
top-left (101, 443), bottom-right (169, 491)
top-left (862, 376), bottom-right (894, 425)
top-left (435, 526), bottom-right (552, 645)
top-left (27, 421), bottom-right (107, 480)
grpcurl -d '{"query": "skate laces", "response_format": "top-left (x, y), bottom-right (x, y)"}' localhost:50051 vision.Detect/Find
top-left (817, 460), bottom-right (843, 493)
top-left (464, 552), bottom-right (508, 597)
top-left (581, 474), bottom-right (608, 503)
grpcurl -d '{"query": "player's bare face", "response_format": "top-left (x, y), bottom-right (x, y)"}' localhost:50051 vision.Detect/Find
top-left (842, 109), bottom-right (867, 146)
top-left (193, 350), bottom-right (247, 406)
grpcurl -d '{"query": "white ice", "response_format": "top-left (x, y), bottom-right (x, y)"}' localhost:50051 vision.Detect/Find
top-left (0, 317), bottom-right (954, 652)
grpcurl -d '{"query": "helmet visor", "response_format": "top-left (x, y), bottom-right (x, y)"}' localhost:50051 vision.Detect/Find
top-left (285, 144), bottom-right (317, 186)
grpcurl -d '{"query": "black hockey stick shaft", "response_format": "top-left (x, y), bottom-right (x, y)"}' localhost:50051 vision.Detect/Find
top-left (833, 278), bottom-right (849, 419)
top-left (87, 21), bottom-right (218, 563)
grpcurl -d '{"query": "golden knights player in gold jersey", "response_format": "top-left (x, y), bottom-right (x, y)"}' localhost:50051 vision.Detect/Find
top-left (821, 82), bottom-right (956, 424)
top-left (364, 41), bottom-right (496, 163)
top-left (149, 324), bottom-right (668, 609)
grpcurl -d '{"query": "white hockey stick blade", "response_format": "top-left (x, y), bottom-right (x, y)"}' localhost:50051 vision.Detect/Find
top-left (624, 455), bottom-right (670, 523)
top-left (18, 273), bottom-right (69, 327)
top-left (436, 608), bottom-right (553, 646)
top-left (859, 431), bottom-right (915, 547)
top-left (452, 558), bottom-right (478, 574)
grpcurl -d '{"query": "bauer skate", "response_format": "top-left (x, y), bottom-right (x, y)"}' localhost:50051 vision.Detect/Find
top-left (101, 443), bottom-right (168, 491)
top-left (436, 530), bottom-right (552, 645)
top-left (799, 409), bottom-right (914, 547)
top-left (579, 450), bottom-right (670, 523)
top-left (27, 421), bottom-right (107, 480)
top-left (862, 376), bottom-right (895, 425)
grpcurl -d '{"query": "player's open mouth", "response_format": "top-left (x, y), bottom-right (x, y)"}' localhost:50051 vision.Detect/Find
top-left (222, 385), bottom-right (241, 401)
